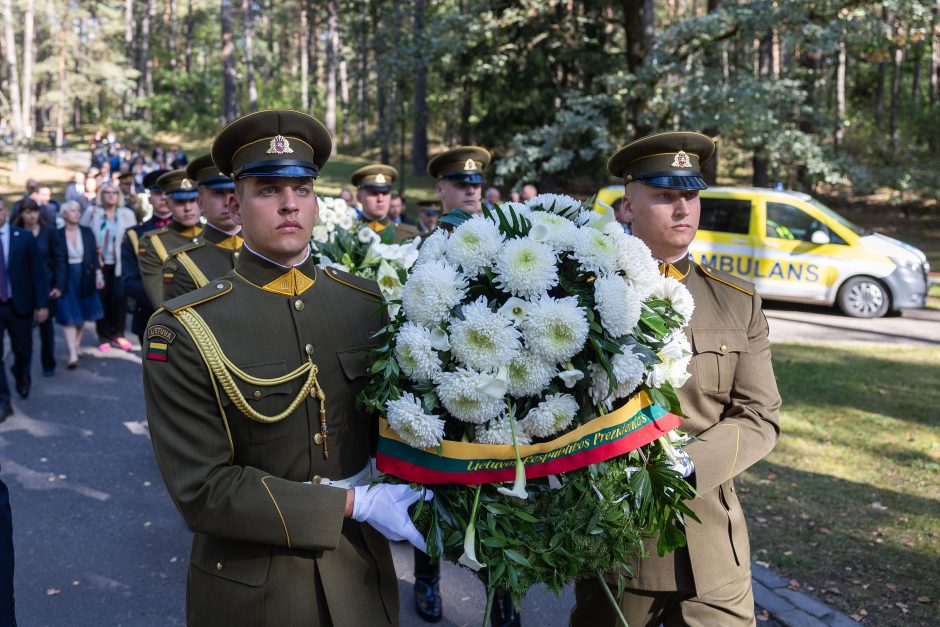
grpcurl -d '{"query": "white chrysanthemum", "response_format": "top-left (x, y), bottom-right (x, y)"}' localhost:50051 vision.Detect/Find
top-left (571, 227), bottom-right (619, 275)
top-left (647, 333), bottom-right (693, 389)
top-left (651, 275), bottom-right (695, 322)
top-left (394, 322), bottom-right (443, 383)
top-left (445, 216), bottom-right (504, 276)
top-left (493, 238), bottom-right (559, 298)
top-left (521, 295), bottom-right (590, 364)
top-left (611, 347), bottom-right (645, 399)
top-left (311, 225), bottom-right (330, 243)
top-left (475, 415), bottom-right (531, 446)
top-left (414, 228), bottom-right (448, 267)
top-left (519, 393), bottom-right (579, 438)
top-left (434, 367), bottom-right (505, 424)
top-left (527, 211), bottom-right (580, 249)
top-left (525, 193), bottom-right (583, 219)
top-left (336, 212), bottom-right (355, 231)
top-left (594, 275), bottom-right (642, 338)
top-left (506, 351), bottom-right (557, 398)
top-left (449, 297), bottom-right (521, 371)
top-left (588, 363), bottom-right (613, 407)
top-left (605, 227), bottom-right (660, 299)
top-left (386, 393), bottom-right (445, 449)
top-left (401, 261), bottom-right (468, 327)
top-left (357, 226), bottom-right (380, 244)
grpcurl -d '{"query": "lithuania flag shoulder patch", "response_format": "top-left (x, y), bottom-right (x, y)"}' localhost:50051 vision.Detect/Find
top-left (146, 325), bottom-right (176, 362)
top-left (146, 341), bottom-right (168, 361)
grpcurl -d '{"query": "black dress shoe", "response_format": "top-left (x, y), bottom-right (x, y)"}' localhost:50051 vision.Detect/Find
top-left (413, 576), bottom-right (442, 623)
top-left (490, 590), bottom-right (520, 627)
top-left (16, 381), bottom-right (29, 399)
top-left (0, 402), bottom-right (12, 422)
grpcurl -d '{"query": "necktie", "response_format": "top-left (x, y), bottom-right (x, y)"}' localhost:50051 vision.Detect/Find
top-left (0, 233), bottom-right (9, 301)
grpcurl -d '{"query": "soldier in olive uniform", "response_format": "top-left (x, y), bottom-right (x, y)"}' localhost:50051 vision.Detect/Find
top-left (135, 170), bottom-right (203, 308)
top-left (351, 164), bottom-right (417, 243)
top-left (142, 110), bottom-right (426, 626)
top-left (427, 146), bottom-right (490, 215)
top-left (416, 200), bottom-right (442, 234)
top-left (570, 133), bottom-right (781, 627)
top-left (161, 155), bottom-right (242, 300)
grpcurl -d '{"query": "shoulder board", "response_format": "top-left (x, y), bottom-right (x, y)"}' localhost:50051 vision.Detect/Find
top-left (164, 279), bottom-right (233, 314)
top-left (395, 223), bottom-right (418, 235)
top-left (166, 239), bottom-right (206, 258)
top-left (696, 262), bottom-right (754, 296)
top-left (322, 266), bottom-right (382, 299)
top-left (141, 226), bottom-right (169, 239)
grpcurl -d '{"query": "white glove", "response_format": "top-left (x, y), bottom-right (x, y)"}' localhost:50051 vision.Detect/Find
top-left (352, 484), bottom-right (433, 552)
top-left (666, 446), bottom-right (695, 479)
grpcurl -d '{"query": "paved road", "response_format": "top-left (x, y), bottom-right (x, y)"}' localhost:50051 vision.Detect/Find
top-left (765, 301), bottom-right (940, 346)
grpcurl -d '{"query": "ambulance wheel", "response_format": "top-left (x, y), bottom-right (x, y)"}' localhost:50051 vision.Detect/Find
top-left (837, 276), bottom-right (889, 318)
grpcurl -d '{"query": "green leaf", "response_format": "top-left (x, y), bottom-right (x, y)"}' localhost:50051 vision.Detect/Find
top-left (504, 549), bottom-right (533, 568)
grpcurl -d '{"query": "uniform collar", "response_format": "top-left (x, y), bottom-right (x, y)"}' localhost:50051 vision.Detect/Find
top-left (203, 223), bottom-right (244, 250)
top-left (361, 216), bottom-right (389, 233)
top-left (234, 245), bottom-right (317, 296)
top-left (151, 214), bottom-right (173, 228)
top-left (169, 220), bottom-right (202, 239)
top-left (658, 255), bottom-right (691, 280)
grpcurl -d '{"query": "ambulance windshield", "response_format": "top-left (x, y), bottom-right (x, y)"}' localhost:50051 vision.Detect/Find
top-left (808, 199), bottom-right (868, 236)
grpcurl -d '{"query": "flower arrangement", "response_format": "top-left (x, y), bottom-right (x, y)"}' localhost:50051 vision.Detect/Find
top-left (360, 194), bottom-right (700, 618)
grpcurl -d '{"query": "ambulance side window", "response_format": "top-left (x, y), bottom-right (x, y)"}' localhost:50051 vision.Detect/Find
top-left (765, 202), bottom-right (844, 243)
top-left (699, 198), bottom-right (751, 234)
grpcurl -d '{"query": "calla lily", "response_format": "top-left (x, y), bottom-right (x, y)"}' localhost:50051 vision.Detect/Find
top-left (558, 364), bottom-right (584, 388)
top-left (476, 367), bottom-right (508, 399)
top-left (429, 327), bottom-right (451, 351)
top-left (376, 261), bottom-right (403, 293)
top-left (496, 408), bottom-right (529, 500)
top-left (498, 297), bottom-right (530, 324)
top-left (458, 486), bottom-right (486, 571)
top-left (528, 222), bottom-right (550, 242)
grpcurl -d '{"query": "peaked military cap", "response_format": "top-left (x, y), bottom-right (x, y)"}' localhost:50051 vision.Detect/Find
top-left (142, 169), bottom-right (171, 193)
top-left (211, 109), bottom-right (332, 180)
top-left (351, 164), bottom-right (397, 192)
top-left (607, 132), bottom-right (716, 191)
top-left (157, 169), bottom-right (199, 201)
top-left (427, 146), bottom-right (490, 185)
top-left (186, 154), bottom-right (235, 191)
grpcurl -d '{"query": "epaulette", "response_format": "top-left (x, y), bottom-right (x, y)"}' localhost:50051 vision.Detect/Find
top-left (141, 226), bottom-right (169, 239)
top-left (166, 239), bottom-right (206, 258)
top-left (164, 279), bottom-right (233, 313)
top-left (697, 262), bottom-right (754, 296)
top-left (322, 266), bottom-right (382, 299)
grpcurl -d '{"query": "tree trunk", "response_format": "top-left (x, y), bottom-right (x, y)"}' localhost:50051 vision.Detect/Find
top-left (137, 0), bottom-right (153, 121)
top-left (752, 28), bottom-right (773, 187)
top-left (21, 0), bottom-right (35, 140)
top-left (620, 0), bottom-right (654, 134)
top-left (338, 27), bottom-right (349, 144)
top-left (184, 0), bottom-right (194, 73)
top-left (324, 0), bottom-right (338, 148)
top-left (457, 0), bottom-right (471, 144)
top-left (166, 0), bottom-right (177, 73)
top-left (220, 0), bottom-right (237, 122)
top-left (300, 5), bottom-right (309, 111)
top-left (53, 6), bottom-right (70, 153)
top-left (930, 5), bottom-right (939, 153)
top-left (911, 38), bottom-right (923, 105)
top-left (835, 38), bottom-right (846, 150)
top-left (889, 16), bottom-right (902, 160)
top-left (356, 0), bottom-right (366, 147)
top-left (1, 0), bottom-right (24, 148)
top-left (700, 0), bottom-right (722, 185)
top-left (243, 0), bottom-right (258, 112)
top-left (874, 5), bottom-right (888, 125)
top-left (412, 0), bottom-right (428, 175)
top-left (308, 0), bottom-right (319, 91)
top-left (124, 0), bottom-right (134, 116)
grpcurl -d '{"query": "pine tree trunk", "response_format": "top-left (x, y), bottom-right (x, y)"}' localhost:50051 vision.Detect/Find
top-left (325, 0), bottom-right (338, 148)
top-left (21, 0), bottom-right (35, 140)
top-left (911, 39), bottom-right (923, 105)
top-left (243, 0), bottom-right (258, 113)
top-left (124, 0), bottom-right (134, 116)
top-left (835, 38), bottom-right (846, 150)
top-left (356, 0), bottom-right (366, 147)
top-left (412, 0), bottom-right (428, 175)
top-left (752, 28), bottom-right (773, 187)
top-left (338, 28), bottom-right (349, 145)
top-left (620, 0), bottom-right (654, 134)
top-left (300, 5), bottom-right (309, 111)
top-left (889, 16), bottom-right (902, 160)
top-left (167, 0), bottom-right (177, 72)
top-left (220, 0), bottom-right (237, 122)
top-left (184, 0), bottom-right (194, 73)
top-left (874, 6), bottom-right (888, 125)
top-left (930, 5), bottom-right (939, 154)
top-left (309, 1), bottom-right (319, 90)
top-left (137, 0), bottom-right (153, 121)
top-left (457, 0), bottom-right (471, 144)
top-left (54, 7), bottom-right (69, 153)
top-left (1, 0), bottom-right (24, 148)
top-left (701, 0), bottom-right (722, 185)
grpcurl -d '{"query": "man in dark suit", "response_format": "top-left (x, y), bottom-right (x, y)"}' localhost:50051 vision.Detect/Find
top-left (0, 197), bottom-right (49, 414)
top-left (0, 472), bottom-right (15, 626)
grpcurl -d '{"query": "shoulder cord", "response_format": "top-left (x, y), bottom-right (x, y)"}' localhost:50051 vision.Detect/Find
top-left (174, 307), bottom-right (325, 424)
top-left (176, 251), bottom-right (210, 288)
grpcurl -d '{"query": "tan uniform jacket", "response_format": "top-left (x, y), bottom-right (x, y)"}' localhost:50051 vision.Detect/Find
top-left (142, 249), bottom-right (398, 626)
top-left (137, 222), bottom-right (202, 308)
top-left (361, 216), bottom-right (419, 244)
top-left (626, 258), bottom-right (781, 595)
top-left (161, 225), bottom-right (243, 301)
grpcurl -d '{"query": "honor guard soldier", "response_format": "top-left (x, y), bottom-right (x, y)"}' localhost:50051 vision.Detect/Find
top-left (161, 155), bottom-right (242, 300)
top-left (120, 168), bottom-right (171, 345)
top-left (571, 132), bottom-right (781, 627)
top-left (351, 164), bottom-right (418, 243)
top-left (135, 169), bottom-right (203, 308)
top-left (427, 146), bottom-right (490, 215)
top-left (416, 200), bottom-right (442, 234)
top-left (118, 171), bottom-right (144, 221)
top-left (142, 110), bottom-right (427, 626)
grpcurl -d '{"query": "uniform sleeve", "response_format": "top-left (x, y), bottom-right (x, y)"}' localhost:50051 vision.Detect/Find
top-left (143, 314), bottom-right (348, 551)
top-left (120, 232), bottom-right (150, 307)
top-left (160, 256), bottom-right (197, 300)
top-left (684, 293), bottom-right (781, 494)
top-left (137, 236), bottom-right (167, 308)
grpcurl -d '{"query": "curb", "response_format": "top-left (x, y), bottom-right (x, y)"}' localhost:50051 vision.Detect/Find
top-left (752, 563), bottom-right (858, 626)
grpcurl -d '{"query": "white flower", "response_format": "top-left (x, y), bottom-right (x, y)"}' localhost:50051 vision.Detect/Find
top-left (493, 238), bottom-right (559, 298)
top-left (610, 347), bottom-right (645, 399)
top-left (647, 333), bottom-right (692, 389)
top-left (604, 227), bottom-right (660, 299)
top-left (435, 367), bottom-right (505, 424)
top-left (401, 261), bottom-right (468, 327)
top-left (521, 295), bottom-right (590, 364)
top-left (527, 211), bottom-right (580, 249)
top-left (476, 367), bottom-right (509, 399)
top-left (651, 275), bottom-right (695, 322)
top-left (337, 212), bottom-right (355, 231)
top-left (475, 415), bottom-right (531, 446)
top-left (519, 393), bottom-right (579, 438)
top-left (525, 193), bottom-right (582, 219)
top-left (445, 215), bottom-right (504, 276)
top-left (571, 227), bottom-right (619, 275)
top-left (395, 322), bottom-right (443, 382)
top-left (376, 261), bottom-right (403, 301)
top-left (588, 363), bottom-right (613, 408)
top-left (499, 201), bottom-right (533, 221)
top-left (311, 225), bottom-right (330, 243)
top-left (414, 229), bottom-right (448, 267)
top-left (497, 297), bottom-right (530, 325)
top-left (429, 327), bottom-right (450, 351)
top-left (594, 275), bottom-right (642, 338)
top-left (357, 226), bottom-right (380, 244)
top-left (558, 366), bottom-right (584, 388)
top-left (449, 297), bottom-right (521, 371)
top-left (386, 393), bottom-right (445, 449)
top-left (506, 351), bottom-right (557, 398)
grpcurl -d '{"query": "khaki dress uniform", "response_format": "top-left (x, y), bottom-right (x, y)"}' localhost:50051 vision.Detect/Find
top-left (137, 220), bottom-right (202, 308)
top-left (162, 224), bottom-right (243, 300)
top-left (350, 164), bottom-right (418, 244)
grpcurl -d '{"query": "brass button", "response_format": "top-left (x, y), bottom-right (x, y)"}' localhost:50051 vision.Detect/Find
top-left (294, 300), bottom-right (304, 311)
top-left (233, 251), bottom-right (240, 258)
top-left (216, 561), bottom-right (223, 571)
top-left (305, 344), bottom-right (314, 356)
top-left (192, 238), bottom-right (199, 243)
top-left (719, 344), bottom-right (728, 353)
top-left (252, 390), bottom-right (262, 400)
top-left (216, 283), bottom-right (225, 289)
top-left (311, 475), bottom-right (321, 484)
top-left (314, 433), bottom-right (323, 445)
top-left (309, 388), bottom-right (317, 399)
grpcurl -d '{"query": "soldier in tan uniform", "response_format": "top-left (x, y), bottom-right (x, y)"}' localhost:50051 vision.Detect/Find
top-left (136, 169), bottom-right (203, 308)
top-left (161, 154), bottom-right (242, 300)
top-left (570, 132), bottom-right (781, 627)
top-left (427, 146), bottom-right (490, 216)
top-left (142, 110), bottom-right (426, 626)
top-left (351, 164), bottom-right (417, 243)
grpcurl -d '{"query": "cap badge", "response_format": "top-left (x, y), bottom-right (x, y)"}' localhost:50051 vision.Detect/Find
top-left (464, 158), bottom-right (478, 171)
top-left (180, 178), bottom-right (193, 189)
top-left (374, 173), bottom-right (387, 184)
top-left (671, 150), bottom-right (692, 169)
top-left (266, 135), bottom-right (295, 155)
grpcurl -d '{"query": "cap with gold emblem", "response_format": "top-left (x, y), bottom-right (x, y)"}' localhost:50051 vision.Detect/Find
top-left (186, 154), bottom-right (235, 191)
top-left (351, 164), bottom-right (397, 193)
top-left (142, 169), bottom-right (170, 193)
top-left (211, 109), bottom-right (333, 180)
top-left (157, 169), bottom-right (199, 201)
top-left (427, 146), bottom-right (490, 185)
top-left (417, 199), bottom-right (443, 215)
top-left (607, 131), bottom-right (716, 191)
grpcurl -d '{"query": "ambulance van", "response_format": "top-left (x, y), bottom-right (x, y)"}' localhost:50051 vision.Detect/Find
top-left (594, 186), bottom-right (930, 318)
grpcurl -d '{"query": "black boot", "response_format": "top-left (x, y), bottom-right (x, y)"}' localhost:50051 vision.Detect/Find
top-left (414, 576), bottom-right (442, 623)
top-left (490, 590), bottom-right (520, 627)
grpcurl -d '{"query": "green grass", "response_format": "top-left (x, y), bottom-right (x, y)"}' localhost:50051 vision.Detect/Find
top-left (739, 343), bottom-right (940, 626)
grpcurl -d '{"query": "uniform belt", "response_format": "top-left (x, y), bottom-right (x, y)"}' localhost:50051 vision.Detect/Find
top-left (308, 459), bottom-right (376, 490)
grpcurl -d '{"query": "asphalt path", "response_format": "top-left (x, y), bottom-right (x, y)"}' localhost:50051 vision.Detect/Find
top-left (764, 301), bottom-right (940, 346)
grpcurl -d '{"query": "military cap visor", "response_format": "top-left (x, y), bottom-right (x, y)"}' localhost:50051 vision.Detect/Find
top-left (607, 132), bottom-right (716, 191)
top-left (428, 146), bottom-right (490, 185)
top-left (186, 154), bottom-right (236, 190)
top-left (211, 109), bottom-right (333, 180)
top-left (142, 168), bottom-right (170, 192)
top-left (157, 169), bottom-right (199, 201)
top-left (351, 164), bottom-right (397, 193)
